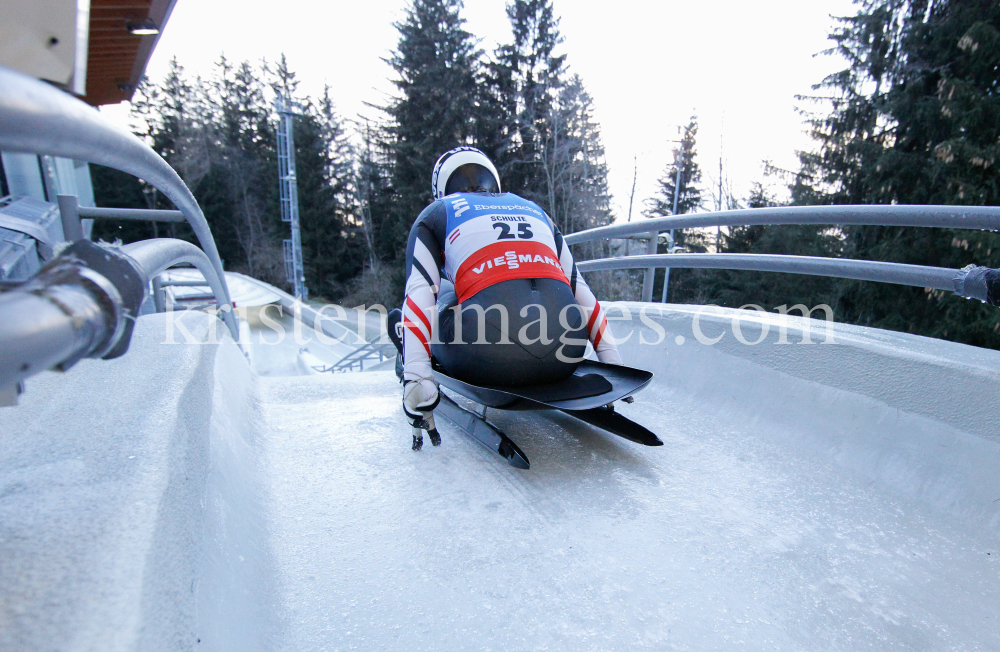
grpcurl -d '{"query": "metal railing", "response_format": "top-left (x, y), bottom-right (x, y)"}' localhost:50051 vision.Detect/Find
top-left (122, 240), bottom-right (233, 315)
top-left (57, 194), bottom-right (185, 241)
top-left (568, 205), bottom-right (1000, 303)
top-left (0, 65), bottom-right (247, 399)
top-left (0, 237), bottom-right (241, 393)
top-left (564, 205), bottom-right (1000, 246)
top-left (234, 273), bottom-right (367, 347)
top-left (316, 338), bottom-right (396, 373)
top-left (0, 65), bottom-right (237, 340)
top-left (577, 253), bottom-right (958, 291)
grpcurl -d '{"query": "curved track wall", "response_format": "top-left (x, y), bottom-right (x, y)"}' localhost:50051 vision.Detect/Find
top-left (609, 303), bottom-right (1000, 533)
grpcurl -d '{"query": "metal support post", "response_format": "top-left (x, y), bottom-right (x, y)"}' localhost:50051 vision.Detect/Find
top-left (640, 232), bottom-right (658, 302)
top-left (39, 155), bottom-right (61, 201)
top-left (660, 231), bottom-right (674, 303)
top-left (57, 194), bottom-right (84, 241)
top-left (151, 275), bottom-right (165, 313)
top-left (663, 150), bottom-right (684, 303)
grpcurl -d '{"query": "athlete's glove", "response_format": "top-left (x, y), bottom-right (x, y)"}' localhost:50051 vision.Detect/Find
top-left (403, 379), bottom-right (440, 427)
top-left (404, 379), bottom-right (441, 450)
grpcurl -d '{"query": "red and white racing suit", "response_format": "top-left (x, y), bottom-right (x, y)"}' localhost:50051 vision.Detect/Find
top-left (401, 191), bottom-right (622, 383)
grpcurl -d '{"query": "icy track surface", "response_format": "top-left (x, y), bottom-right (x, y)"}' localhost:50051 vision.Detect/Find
top-left (2, 305), bottom-right (1000, 651)
top-left (264, 376), bottom-right (999, 651)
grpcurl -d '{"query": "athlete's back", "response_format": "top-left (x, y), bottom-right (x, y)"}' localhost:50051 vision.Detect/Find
top-left (397, 147), bottom-right (621, 440)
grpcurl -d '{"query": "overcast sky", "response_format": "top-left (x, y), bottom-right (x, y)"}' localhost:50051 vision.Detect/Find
top-left (101, 0), bottom-right (857, 220)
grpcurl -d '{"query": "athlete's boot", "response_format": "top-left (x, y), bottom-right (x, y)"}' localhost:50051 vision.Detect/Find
top-left (424, 413), bottom-right (441, 446)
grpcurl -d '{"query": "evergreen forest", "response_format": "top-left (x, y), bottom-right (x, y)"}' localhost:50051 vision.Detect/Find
top-left (92, 0), bottom-right (1000, 350)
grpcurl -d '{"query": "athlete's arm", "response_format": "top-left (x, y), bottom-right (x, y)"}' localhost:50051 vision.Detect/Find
top-left (402, 202), bottom-right (447, 382)
top-left (551, 222), bottom-right (624, 366)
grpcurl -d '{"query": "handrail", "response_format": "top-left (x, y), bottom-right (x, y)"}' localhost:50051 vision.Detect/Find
top-left (234, 273), bottom-right (366, 346)
top-left (78, 206), bottom-right (186, 222)
top-left (0, 65), bottom-right (238, 341)
top-left (122, 240), bottom-right (235, 323)
top-left (161, 280), bottom-right (211, 287)
top-left (320, 338), bottom-right (396, 373)
top-left (564, 204), bottom-right (1000, 245)
top-left (576, 253), bottom-right (960, 292)
top-left (0, 239), bottom-right (240, 392)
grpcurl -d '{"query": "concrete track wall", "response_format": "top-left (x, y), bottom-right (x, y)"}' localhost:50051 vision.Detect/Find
top-left (0, 312), bottom-right (278, 651)
top-left (610, 303), bottom-right (1000, 535)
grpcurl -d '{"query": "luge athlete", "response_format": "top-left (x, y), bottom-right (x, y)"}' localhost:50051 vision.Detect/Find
top-left (393, 147), bottom-right (622, 449)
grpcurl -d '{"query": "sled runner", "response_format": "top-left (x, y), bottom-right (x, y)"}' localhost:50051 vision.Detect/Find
top-left (432, 360), bottom-right (662, 469)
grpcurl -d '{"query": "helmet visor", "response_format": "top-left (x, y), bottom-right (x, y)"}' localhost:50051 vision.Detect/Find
top-left (444, 164), bottom-right (500, 196)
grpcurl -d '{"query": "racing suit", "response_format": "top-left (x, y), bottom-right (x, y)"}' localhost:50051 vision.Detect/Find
top-left (401, 191), bottom-right (622, 387)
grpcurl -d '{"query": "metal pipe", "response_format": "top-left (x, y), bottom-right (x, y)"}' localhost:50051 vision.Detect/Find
top-left (77, 206), bottom-right (186, 222)
top-left (0, 289), bottom-right (106, 389)
top-left (0, 237), bottom-right (245, 391)
top-left (122, 239), bottom-right (237, 337)
top-left (577, 253), bottom-right (958, 292)
top-left (0, 264), bottom-right (123, 390)
top-left (161, 280), bottom-right (209, 287)
top-left (565, 204), bottom-right (1000, 245)
top-left (0, 66), bottom-right (235, 339)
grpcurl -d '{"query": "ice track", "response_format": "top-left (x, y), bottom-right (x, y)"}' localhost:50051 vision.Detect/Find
top-left (2, 304), bottom-right (999, 651)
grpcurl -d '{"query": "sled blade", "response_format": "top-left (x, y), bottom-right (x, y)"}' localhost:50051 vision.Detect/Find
top-left (437, 393), bottom-right (530, 469)
top-left (562, 406), bottom-right (663, 446)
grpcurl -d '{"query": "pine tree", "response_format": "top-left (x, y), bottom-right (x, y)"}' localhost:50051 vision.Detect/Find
top-left (794, 1), bottom-right (910, 205)
top-left (535, 75), bottom-right (613, 237)
top-left (133, 58), bottom-right (199, 181)
top-left (208, 57), bottom-right (283, 284)
top-left (476, 38), bottom-right (517, 173)
top-left (292, 87), bottom-right (364, 299)
top-left (640, 118), bottom-right (702, 301)
top-left (646, 117), bottom-right (703, 220)
top-left (798, 0), bottom-right (1000, 348)
top-left (99, 56), bottom-right (363, 296)
top-left (496, 0), bottom-right (568, 202)
top-left (346, 117), bottom-right (405, 308)
top-left (355, 119), bottom-right (394, 265)
top-left (93, 60), bottom-right (202, 245)
top-left (384, 0), bottom-right (481, 264)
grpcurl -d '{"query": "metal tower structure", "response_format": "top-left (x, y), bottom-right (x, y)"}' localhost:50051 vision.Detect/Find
top-left (276, 94), bottom-right (307, 300)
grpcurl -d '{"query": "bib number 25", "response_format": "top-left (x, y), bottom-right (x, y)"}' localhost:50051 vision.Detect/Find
top-left (493, 222), bottom-right (533, 240)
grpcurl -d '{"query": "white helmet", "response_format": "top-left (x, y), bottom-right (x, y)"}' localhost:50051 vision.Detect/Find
top-left (431, 147), bottom-right (501, 200)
